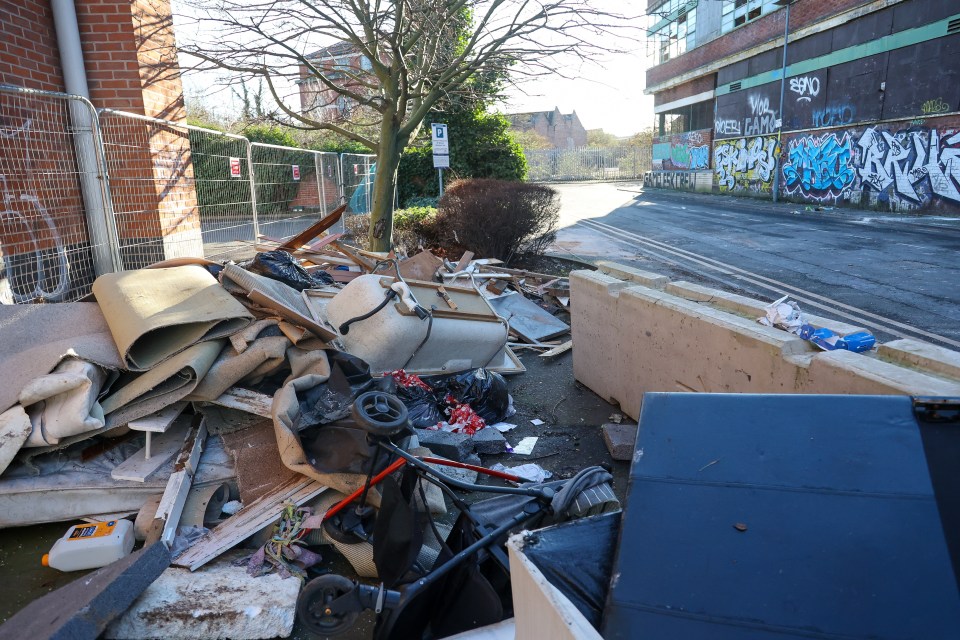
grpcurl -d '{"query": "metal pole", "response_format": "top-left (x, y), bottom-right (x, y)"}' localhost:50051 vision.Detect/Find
top-left (772, 0), bottom-right (791, 204)
top-left (438, 168), bottom-right (444, 196)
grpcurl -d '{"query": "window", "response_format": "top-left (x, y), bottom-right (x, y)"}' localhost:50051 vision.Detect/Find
top-left (647, 0), bottom-right (698, 65)
top-left (360, 56), bottom-right (372, 71)
top-left (721, 0), bottom-right (779, 34)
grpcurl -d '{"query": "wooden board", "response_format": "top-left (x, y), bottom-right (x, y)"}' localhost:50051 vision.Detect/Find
top-left (172, 476), bottom-right (326, 571)
top-left (210, 387), bottom-right (272, 418)
top-left (126, 402), bottom-right (187, 433)
top-left (110, 417), bottom-right (191, 483)
top-left (539, 340), bottom-right (573, 358)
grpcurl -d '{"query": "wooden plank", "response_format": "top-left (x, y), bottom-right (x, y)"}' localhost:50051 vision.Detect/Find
top-left (539, 340), bottom-right (573, 358)
top-left (452, 250), bottom-right (475, 272)
top-left (126, 402), bottom-right (187, 433)
top-left (276, 202), bottom-right (348, 252)
top-left (153, 418), bottom-right (207, 548)
top-left (172, 476), bottom-right (326, 571)
top-left (210, 387), bottom-right (273, 418)
top-left (332, 240), bottom-right (377, 272)
top-left (110, 417), bottom-right (191, 483)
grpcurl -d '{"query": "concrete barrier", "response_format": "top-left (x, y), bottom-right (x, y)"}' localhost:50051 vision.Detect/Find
top-left (570, 267), bottom-right (960, 420)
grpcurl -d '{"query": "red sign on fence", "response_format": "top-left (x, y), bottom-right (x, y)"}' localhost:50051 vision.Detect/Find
top-left (229, 157), bottom-right (242, 178)
top-left (292, 165), bottom-right (301, 181)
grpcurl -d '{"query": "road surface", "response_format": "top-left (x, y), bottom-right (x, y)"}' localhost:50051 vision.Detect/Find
top-left (550, 182), bottom-right (960, 347)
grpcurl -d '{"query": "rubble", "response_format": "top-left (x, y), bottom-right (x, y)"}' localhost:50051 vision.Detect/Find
top-left (0, 217), bottom-right (581, 639)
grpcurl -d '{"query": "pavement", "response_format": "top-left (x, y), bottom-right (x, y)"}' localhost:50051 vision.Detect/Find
top-left (548, 182), bottom-right (960, 347)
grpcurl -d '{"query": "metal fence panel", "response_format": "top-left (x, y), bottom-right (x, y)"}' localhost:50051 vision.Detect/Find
top-left (251, 144), bottom-right (343, 243)
top-left (340, 153), bottom-right (375, 214)
top-left (524, 145), bottom-right (651, 182)
top-left (99, 110), bottom-right (257, 266)
top-left (0, 86), bottom-right (115, 302)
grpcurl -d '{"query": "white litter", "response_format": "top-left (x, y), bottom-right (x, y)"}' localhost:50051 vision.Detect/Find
top-left (530, 418), bottom-right (545, 426)
top-left (490, 463), bottom-right (552, 483)
top-left (757, 295), bottom-right (805, 335)
top-left (509, 436), bottom-right (538, 455)
top-left (490, 422), bottom-right (517, 432)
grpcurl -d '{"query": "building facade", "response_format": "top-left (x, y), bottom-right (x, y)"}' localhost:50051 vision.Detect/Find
top-left (644, 0), bottom-right (960, 214)
top-left (506, 108), bottom-right (588, 149)
top-left (297, 42), bottom-right (375, 120)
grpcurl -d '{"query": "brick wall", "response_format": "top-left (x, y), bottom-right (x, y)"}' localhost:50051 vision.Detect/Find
top-left (0, 0), bottom-right (66, 90)
top-left (646, 0), bottom-right (873, 89)
top-left (654, 75), bottom-right (717, 107)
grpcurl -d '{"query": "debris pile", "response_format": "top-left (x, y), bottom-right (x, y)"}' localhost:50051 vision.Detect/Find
top-left (0, 204), bottom-right (585, 640)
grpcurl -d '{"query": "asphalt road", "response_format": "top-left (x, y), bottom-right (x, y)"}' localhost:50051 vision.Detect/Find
top-left (551, 182), bottom-right (960, 347)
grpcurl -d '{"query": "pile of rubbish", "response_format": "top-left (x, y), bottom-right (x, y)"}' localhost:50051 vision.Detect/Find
top-left (0, 205), bottom-right (587, 640)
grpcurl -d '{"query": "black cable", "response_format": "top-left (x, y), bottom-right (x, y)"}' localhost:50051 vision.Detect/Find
top-left (338, 289), bottom-right (397, 335)
top-left (400, 305), bottom-right (434, 369)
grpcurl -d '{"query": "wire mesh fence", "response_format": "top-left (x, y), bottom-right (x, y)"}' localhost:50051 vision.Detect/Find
top-left (99, 110), bottom-right (257, 266)
top-left (524, 145), bottom-right (652, 182)
top-left (0, 86), bottom-right (115, 303)
top-left (251, 144), bottom-right (342, 243)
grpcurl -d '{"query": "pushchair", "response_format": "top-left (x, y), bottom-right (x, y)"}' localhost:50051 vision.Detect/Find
top-left (295, 390), bottom-right (619, 639)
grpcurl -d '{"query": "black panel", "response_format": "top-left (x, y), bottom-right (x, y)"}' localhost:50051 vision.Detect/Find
top-left (822, 52), bottom-right (886, 125)
top-left (746, 48), bottom-right (780, 77)
top-left (786, 29), bottom-right (832, 65)
top-left (892, 0), bottom-right (959, 31)
top-left (830, 6), bottom-right (894, 50)
top-left (714, 80), bottom-right (781, 139)
top-left (717, 59), bottom-right (750, 86)
top-left (782, 68), bottom-right (827, 130)
top-left (882, 36), bottom-right (960, 119)
top-left (603, 393), bottom-right (960, 640)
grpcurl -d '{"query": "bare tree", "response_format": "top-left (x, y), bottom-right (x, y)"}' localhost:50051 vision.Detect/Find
top-left (177, 0), bottom-right (637, 251)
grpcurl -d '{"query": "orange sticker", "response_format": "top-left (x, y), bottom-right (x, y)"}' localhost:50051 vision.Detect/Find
top-left (67, 521), bottom-right (117, 540)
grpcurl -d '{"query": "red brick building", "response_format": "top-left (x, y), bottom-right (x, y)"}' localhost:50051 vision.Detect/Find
top-left (644, 0), bottom-right (960, 214)
top-left (0, 0), bottom-right (200, 299)
top-left (506, 108), bottom-right (588, 149)
top-left (297, 42), bottom-right (375, 120)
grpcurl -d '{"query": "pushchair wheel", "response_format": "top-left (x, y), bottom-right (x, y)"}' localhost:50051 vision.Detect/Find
top-left (352, 391), bottom-right (408, 436)
top-left (297, 574), bottom-right (360, 636)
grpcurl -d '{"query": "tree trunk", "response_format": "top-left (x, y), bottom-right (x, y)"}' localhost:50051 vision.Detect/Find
top-left (368, 128), bottom-right (403, 253)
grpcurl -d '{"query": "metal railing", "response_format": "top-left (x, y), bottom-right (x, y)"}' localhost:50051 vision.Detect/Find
top-left (0, 86), bottom-right (116, 303)
top-left (524, 145), bottom-right (652, 182)
top-left (99, 109), bottom-right (257, 266)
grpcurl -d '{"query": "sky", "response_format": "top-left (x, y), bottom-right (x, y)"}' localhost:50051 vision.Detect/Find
top-left (499, 52), bottom-right (655, 138)
top-left (174, 1), bottom-right (655, 138)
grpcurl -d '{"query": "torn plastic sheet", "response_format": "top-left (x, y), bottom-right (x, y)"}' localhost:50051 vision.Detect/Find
top-left (757, 295), bottom-right (805, 335)
top-left (490, 462), bottom-right (552, 483)
top-left (508, 436), bottom-right (538, 455)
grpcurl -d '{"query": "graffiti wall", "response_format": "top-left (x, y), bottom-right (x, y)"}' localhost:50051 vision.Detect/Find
top-left (713, 135), bottom-right (780, 196)
top-left (779, 115), bottom-right (960, 212)
top-left (652, 129), bottom-right (712, 170)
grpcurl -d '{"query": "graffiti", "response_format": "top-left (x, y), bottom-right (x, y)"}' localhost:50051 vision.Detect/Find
top-left (0, 116), bottom-right (70, 302)
top-left (745, 93), bottom-right (778, 136)
top-left (645, 170), bottom-right (692, 190)
top-left (782, 133), bottom-right (855, 200)
top-left (689, 145), bottom-right (710, 170)
top-left (920, 98), bottom-right (949, 115)
top-left (715, 118), bottom-right (742, 136)
top-left (789, 76), bottom-right (820, 103)
top-left (812, 103), bottom-right (855, 128)
top-left (856, 127), bottom-right (960, 204)
top-left (652, 130), bottom-right (712, 170)
top-left (714, 136), bottom-right (779, 193)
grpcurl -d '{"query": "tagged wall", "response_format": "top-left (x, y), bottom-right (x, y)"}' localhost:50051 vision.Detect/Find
top-left (713, 135), bottom-right (780, 196)
top-left (779, 114), bottom-right (960, 212)
top-left (652, 129), bottom-right (713, 170)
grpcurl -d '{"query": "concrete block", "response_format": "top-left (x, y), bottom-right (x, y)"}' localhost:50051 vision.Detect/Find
top-left (877, 338), bottom-right (960, 382)
top-left (571, 270), bottom-right (627, 407)
top-left (596, 262), bottom-right (669, 289)
top-left (414, 428), bottom-right (474, 461)
top-left (472, 427), bottom-right (507, 454)
top-left (601, 423), bottom-right (637, 461)
top-left (105, 551), bottom-right (299, 639)
top-left (806, 349), bottom-right (960, 396)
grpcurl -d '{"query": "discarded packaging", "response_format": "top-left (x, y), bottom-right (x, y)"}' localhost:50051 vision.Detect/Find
top-left (509, 436), bottom-right (539, 455)
top-left (800, 324), bottom-right (877, 352)
top-left (490, 463), bottom-right (553, 483)
top-left (43, 519), bottom-right (135, 572)
top-left (757, 295), bottom-right (805, 335)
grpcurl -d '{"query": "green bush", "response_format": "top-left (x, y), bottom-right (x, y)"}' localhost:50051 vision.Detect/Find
top-left (436, 179), bottom-right (559, 263)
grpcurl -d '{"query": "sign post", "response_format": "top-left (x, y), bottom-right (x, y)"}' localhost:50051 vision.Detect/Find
top-left (431, 123), bottom-right (449, 195)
